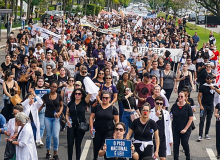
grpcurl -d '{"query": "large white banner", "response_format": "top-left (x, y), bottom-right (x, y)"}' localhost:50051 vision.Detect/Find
top-left (80, 19), bottom-right (121, 34)
top-left (31, 25), bottom-right (66, 43)
top-left (126, 46), bottom-right (183, 62)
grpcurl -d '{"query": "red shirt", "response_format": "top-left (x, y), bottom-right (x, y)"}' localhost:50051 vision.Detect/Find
top-left (104, 24), bottom-right (109, 29)
top-left (211, 50), bottom-right (219, 60)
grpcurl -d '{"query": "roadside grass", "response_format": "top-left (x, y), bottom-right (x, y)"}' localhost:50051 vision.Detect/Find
top-left (185, 23), bottom-right (220, 49)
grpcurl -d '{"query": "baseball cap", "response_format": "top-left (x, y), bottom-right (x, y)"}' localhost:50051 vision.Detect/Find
top-left (75, 81), bottom-right (82, 86)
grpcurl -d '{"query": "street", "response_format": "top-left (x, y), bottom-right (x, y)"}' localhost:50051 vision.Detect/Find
top-left (0, 48), bottom-right (217, 160)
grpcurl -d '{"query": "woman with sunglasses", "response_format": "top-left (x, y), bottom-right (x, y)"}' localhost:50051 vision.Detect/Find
top-left (19, 55), bottom-right (29, 99)
top-left (66, 88), bottom-right (91, 160)
top-left (43, 64), bottom-right (56, 88)
top-left (133, 54), bottom-right (145, 80)
top-left (60, 77), bottom-right (74, 131)
top-left (26, 59), bottom-right (43, 90)
top-left (11, 52), bottom-right (21, 81)
top-left (170, 92), bottom-right (193, 160)
top-left (176, 63), bottom-right (194, 93)
top-left (75, 66), bottom-right (88, 89)
top-left (21, 91), bottom-right (43, 146)
top-left (99, 122), bottom-right (139, 160)
top-left (39, 80), bottom-right (63, 160)
top-left (93, 70), bottom-right (105, 87)
top-left (87, 57), bottom-right (98, 80)
top-left (96, 75), bottom-right (118, 106)
top-left (90, 90), bottom-right (119, 160)
top-left (126, 103), bottom-right (159, 160)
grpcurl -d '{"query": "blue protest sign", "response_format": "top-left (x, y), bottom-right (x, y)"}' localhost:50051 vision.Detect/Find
top-left (106, 139), bottom-right (132, 158)
top-left (35, 89), bottom-right (50, 99)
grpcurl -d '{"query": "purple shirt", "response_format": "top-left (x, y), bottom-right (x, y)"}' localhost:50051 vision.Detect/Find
top-left (92, 49), bottom-right (104, 58)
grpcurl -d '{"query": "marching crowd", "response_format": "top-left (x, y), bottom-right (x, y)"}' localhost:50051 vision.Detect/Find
top-left (0, 12), bottom-right (220, 160)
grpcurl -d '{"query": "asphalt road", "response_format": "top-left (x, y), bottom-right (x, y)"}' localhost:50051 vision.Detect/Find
top-left (188, 21), bottom-right (220, 34)
top-left (0, 48), bottom-right (217, 160)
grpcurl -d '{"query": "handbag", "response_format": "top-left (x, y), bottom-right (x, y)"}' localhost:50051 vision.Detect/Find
top-left (10, 94), bottom-right (22, 106)
top-left (50, 95), bottom-right (67, 126)
top-left (126, 98), bottom-right (139, 122)
top-left (74, 103), bottom-right (89, 132)
top-left (4, 140), bottom-right (15, 160)
top-left (19, 74), bottom-right (27, 82)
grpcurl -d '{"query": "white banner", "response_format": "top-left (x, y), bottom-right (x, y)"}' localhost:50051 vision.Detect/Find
top-left (134, 17), bottom-right (143, 31)
top-left (215, 61), bottom-right (220, 88)
top-left (80, 19), bottom-right (121, 34)
top-left (125, 46), bottom-right (183, 62)
top-left (31, 25), bottom-right (66, 43)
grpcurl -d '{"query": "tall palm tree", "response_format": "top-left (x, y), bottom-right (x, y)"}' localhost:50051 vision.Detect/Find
top-left (20, 0), bottom-right (23, 22)
top-left (15, 0), bottom-right (18, 22)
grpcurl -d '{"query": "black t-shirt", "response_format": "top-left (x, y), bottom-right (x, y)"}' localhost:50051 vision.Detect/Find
top-left (43, 74), bottom-right (56, 84)
top-left (68, 100), bottom-right (88, 124)
top-left (93, 78), bottom-right (105, 86)
top-left (121, 96), bottom-right (137, 110)
top-left (11, 59), bottom-right (21, 79)
top-left (130, 119), bottom-right (158, 141)
top-left (198, 69), bottom-right (213, 85)
top-left (92, 105), bottom-right (118, 128)
top-left (1, 62), bottom-right (12, 72)
top-left (199, 85), bottom-right (218, 107)
top-left (17, 33), bottom-right (23, 42)
top-left (57, 75), bottom-right (68, 91)
top-left (42, 93), bottom-right (62, 118)
top-left (157, 110), bottom-right (165, 140)
top-left (75, 74), bottom-right (88, 88)
top-left (171, 103), bottom-right (193, 132)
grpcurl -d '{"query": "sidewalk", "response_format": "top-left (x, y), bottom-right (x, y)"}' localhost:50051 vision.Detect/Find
top-left (188, 22), bottom-right (220, 34)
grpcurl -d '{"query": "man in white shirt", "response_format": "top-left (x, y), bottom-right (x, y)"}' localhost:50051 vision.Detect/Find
top-left (35, 31), bottom-right (43, 46)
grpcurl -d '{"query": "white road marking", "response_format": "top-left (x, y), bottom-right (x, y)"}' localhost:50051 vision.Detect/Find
top-left (206, 148), bottom-right (217, 160)
top-left (193, 115), bottom-right (196, 120)
top-left (80, 140), bottom-right (92, 160)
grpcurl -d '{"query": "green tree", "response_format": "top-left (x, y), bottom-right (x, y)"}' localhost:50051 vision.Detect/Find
top-left (196, 0), bottom-right (220, 18)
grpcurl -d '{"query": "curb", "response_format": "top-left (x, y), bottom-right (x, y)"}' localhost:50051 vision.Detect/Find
top-left (0, 45), bottom-right (6, 49)
top-left (1, 25), bottom-right (28, 32)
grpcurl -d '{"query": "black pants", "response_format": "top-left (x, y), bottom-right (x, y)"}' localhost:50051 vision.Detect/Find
top-left (1, 99), bottom-right (14, 121)
top-left (199, 107), bottom-right (213, 136)
top-left (19, 81), bottom-right (28, 99)
top-left (93, 127), bottom-right (114, 160)
top-left (216, 121), bottom-right (220, 156)
top-left (173, 128), bottom-right (191, 160)
top-left (134, 143), bottom-right (153, 160)
top-left (164, 88), bottom-right (173, 102)
top-left (67, 124), bottom-right (85, 160)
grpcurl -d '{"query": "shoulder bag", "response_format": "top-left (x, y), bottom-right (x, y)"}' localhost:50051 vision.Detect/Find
top-left (50, 94), bottom-right (66, 126)
top-left (126, 98), bottom-right (139, 122)
top-left (74, 103), bottom-right (89, 132)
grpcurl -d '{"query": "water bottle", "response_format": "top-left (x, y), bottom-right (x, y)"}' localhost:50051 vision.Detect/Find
top-left (3, 124), bottom-right (7, 131)
top-left (68, 117), bottom-right (72, 128)
top-left (91, 127), bottom-right (95, 138)
top-left (54, 111), bottom-right (58, 119)
top-left (200, 110), bottom-right (204, 117)
top-left (170, 112), bottom-right (173, 118)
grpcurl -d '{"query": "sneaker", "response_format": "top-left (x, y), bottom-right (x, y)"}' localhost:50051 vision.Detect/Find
top-left (197, 136), bottom-right (202, 141)
top-left (37, 140), bottom-right (44, 147)
top-left (45, 153), bottom-right (51, 159)
top-left (205, 134), bottom-right (211, 140)
top-left (53, 155), bottom-right (59, 160)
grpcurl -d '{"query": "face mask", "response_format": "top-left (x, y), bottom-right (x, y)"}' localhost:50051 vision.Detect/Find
top-left (98, 55), bottom-right (102, 58)
top-left (198, 53), bottom-right (201, 56)
top-left (10, 34), bottom-right (13, 37)
top-left (134, 49), bottom-right (137, 52)
top-left (111, 47), bottom-right (114, 49)
top-left (79, 48), bottom-right (82, 50)
top-left (91, 40), bottom-right (94, 43)
top-left (214, 47), bottom-right (216, 50)
top-left (183, 55), bottom-right (187, 58)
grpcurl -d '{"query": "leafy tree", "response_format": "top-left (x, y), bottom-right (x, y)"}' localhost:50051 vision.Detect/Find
top-left (196, 0), bottom-right (220, 18)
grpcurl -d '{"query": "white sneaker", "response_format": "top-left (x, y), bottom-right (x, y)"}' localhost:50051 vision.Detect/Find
top-left (197, 136), bottom-right (202, 141)
top-left (37, 139), bottom-right (44, 146)
top-left (205, 134), bottom-right (211, 140)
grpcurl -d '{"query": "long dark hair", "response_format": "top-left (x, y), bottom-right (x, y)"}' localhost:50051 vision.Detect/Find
top-left (70, 88), bottom-right (87, 102)
top-left (4, 70), bottom-right (14, 81)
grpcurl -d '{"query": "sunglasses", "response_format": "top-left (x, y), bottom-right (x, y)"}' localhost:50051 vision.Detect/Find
top-left (178, 96), bottom-right (184, 98)
top-left (115, 128), bottom-right (124, 132)
top-left (75, 93), bottom-right (82, 96)
top-left (206, 78), bottom-right (212, 80)
top-left (106, 77), bottom-right (112, 79)
top-left (82, 71), bottom-right (87, 74)
top-left (99, 73), bottom-right (104, 75)
top-left (156, 102), bottom-right (163, 106)
top-left (13, 55), bottom-right (17, 57)
top-left (58, 62), bottom-right (63, 63)
top-left (142, 109), bottom-right (150, 112)
top-left (47, 68), bottom-right (52, 69)
top-left (102, 97), bottom-right (109, 100)
top-left (69, 80), bottom-right (74, 82)
top-left (79, 59), bottom-right (83, 60)
top-left (137, 56), bottom-right (141, 57)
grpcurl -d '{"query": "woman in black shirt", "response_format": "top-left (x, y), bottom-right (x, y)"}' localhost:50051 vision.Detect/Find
top-left (121, 88), bottom-right (140, 136)
top-left (171, 91), bottom-right (193, 160)
top-left (43, 64), bottom-right (56, 88)
top-left (215, 103), bottom-right (220, 159)
top-left (65, 88), bottom-right (91, 160)
top-left (93, 69), bottom-right (105, 87)
top-left (90, 90), bottom-right (119, 160)
top-left (98, 122), bottom-right (139, 160)
top-left (0, 55), bottom-right (12, 78)
top-left (57, 67), bottom-right (68, 94)
top-left (126, 103), bottom-right (159, 160)
top-left (39, 80), bottom-right (63, 160)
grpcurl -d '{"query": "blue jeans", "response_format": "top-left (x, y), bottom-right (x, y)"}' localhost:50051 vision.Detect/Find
top-left (122, 111), bottom-right (132, 136)
top-left (39, 107), bottom-right (45, 138)
top-left (118, 101), bottom-right (124, 122)
top-left (31, 121), bottom-right (37, 141)
top-left (21, 21), bottom-right (25, 29)
top-left (45, 117), bottom-right (60, 151)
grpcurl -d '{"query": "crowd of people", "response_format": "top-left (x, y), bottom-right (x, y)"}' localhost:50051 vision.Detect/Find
top-left (0, 11), bottom-right (220, 160)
